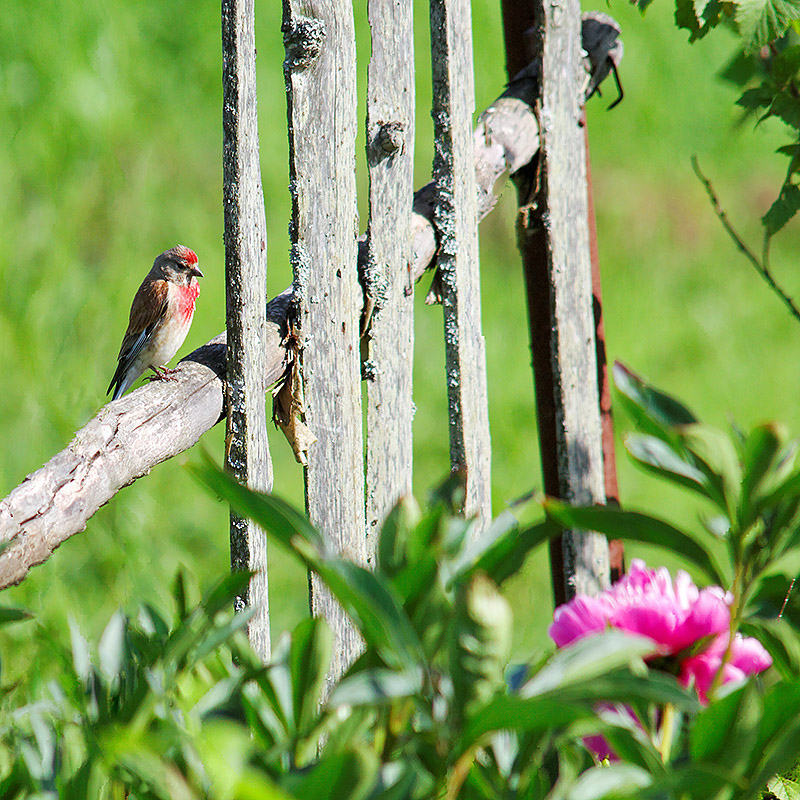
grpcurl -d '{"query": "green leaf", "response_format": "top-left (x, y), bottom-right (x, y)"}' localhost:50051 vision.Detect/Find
top-left (564, 764), bottom-right (652, 800)
top-left (738, 422), bottom-right (786, 523)
top-left (613, 362), bottom-right (698, 430)
top-left (201, 570), bottom-right (254, 617)
top-left (173, 570), bottom-right (188, 621)
top-left (280, 748), bottom-right (379, 800)
top-left (372, 761), bottom-right (434, 800)
top-left (328, 667), bottom-right (422, 708)
top-left (741, 617), bottom-right (800, 678)
top-left (0, 606), bottom-right (32, 625)
top-left (768, 774), bottom-right (800, 800)
top-left (773, 45), bottom-right (800, 83)
top-left (461, 694), bottom-right (593, 743)
top-left (137, 603), bottom-right (169, 640)
top-left (747, 714), bottom-right (800, 798)
top-left (69, 617), bottom-right (91, 683)
top-left (626, 433), bottom-right (711, 497)
top-left (754, 681), bottom-right (800, 757)
top-left (290, 617), bottom-right (331, 732)
top-left (720, 51), bottom-right (762, 86)
top-left (451, 574), bottom-right (513, 721)
top-left (191, 604), bottom-right (256, 665)
top-left (448, 512), bottom-right (559, 589)
top-left (377, 495), bottom-right (421, 578)
top-left (690, 682), bottom-right (762, 774)
top-left (191, 457), bottom-right (325, 555)
top-left (98, 610), bottom-right (126, 681)
top-left (313, 559), bottom-right (426, 674)
top-left (193, 675), bottom-right (242, 718)
top-left (676, 0), bottom-right (701, 35)
top-left (636, 763), bottom-right (740, 799)
top-left (521, 631), bottom-right (655, 697)
top-left (737, 86), bottom-right (774, 109)
top-left (763, 181), bottom-right (800, 234)
top-left (737, 0), bottom-right (800, 51)
top-left (680, 423), bottom-right (742, 513)
top-left (543, 500), bottom-right (728, 585)
top-left (428, 470), bottom-right (468, 513)
top-left (462, 668), bottom-right (695, 745)
top-left (553, 670), bottom-right (698, 709)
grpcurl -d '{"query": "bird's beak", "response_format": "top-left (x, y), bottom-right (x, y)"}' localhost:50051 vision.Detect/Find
top-left (190, 265), bottom-right (204, 278)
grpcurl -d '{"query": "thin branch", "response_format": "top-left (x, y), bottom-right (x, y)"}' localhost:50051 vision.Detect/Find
top-left (692, 155), bottom-right (800, 326)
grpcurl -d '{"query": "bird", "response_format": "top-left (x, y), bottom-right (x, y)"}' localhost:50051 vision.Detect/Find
top-left (107, 245), bottom-right (203, 400)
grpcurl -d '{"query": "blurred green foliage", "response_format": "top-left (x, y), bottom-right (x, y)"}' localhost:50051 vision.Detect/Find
top-left (2, 0), bottom-right (800, 691)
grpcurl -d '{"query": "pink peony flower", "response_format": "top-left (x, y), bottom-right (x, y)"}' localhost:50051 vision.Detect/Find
top-left (549, 560), bottom-right (733, 657)
top-left (548, 560), bottom-right (772, 759)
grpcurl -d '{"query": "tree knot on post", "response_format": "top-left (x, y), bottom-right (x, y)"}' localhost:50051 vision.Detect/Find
top-left (282, 15), bottom-right (326, 72)
top-left (368, 121), bottom-right (405, 166)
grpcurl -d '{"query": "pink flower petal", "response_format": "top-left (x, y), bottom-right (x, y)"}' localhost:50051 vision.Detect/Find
top-left (671, 588), bottom-right (730, 652)
top-left (730, 633), bottom-right (772, 673)
top-left (548, 596), bottom-right (610, 647)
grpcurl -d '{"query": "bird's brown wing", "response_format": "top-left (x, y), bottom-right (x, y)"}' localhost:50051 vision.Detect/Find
top-left (107, 279), bottom-right (170, 395)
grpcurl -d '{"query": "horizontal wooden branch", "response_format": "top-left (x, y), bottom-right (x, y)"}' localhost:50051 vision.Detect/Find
top-left (0, 54), bottom-right (585, 591)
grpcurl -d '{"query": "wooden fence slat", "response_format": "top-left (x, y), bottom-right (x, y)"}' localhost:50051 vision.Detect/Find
top-left (363, 0), bottom-right (416, 549)
top-left (0, 52), bottom-right (626, 591)
top-left (429, 0), bottom-right (492, 528)
top-left (222, 0), bottom-right (271, 661)
top-left (532, 0), bottom-right (611, 600)
top-left (283, 0), bottom-right (365, 688)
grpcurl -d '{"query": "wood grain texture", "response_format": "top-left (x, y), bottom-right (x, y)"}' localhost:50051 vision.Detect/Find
top-left (283, 0), bottom-right (365, 689)
top-left (534, 0), bottom-right (610, 599)
top-left (430, 0), bottom-right (492, 529)
top-left (222, 0), bottom-right (272, 661)
top-left (0, 64), bottom-right (602, 593)
top-left (362, 0), bottom-right (415, 552)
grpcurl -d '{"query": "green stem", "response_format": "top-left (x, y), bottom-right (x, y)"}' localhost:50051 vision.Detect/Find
top-left (659, 703), bottom-right (676, 762)
top-left (446, 745), bottom-right (478, 800)
top-left (692, 156), bottom-right (800, 327)
top-left (708, 565), bottom-right (742, 699)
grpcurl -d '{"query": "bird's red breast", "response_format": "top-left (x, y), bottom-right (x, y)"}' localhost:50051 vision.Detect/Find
top-left (175, 281), bottom-right (200, 324)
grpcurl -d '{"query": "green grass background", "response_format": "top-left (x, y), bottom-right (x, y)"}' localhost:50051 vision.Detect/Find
top-left (1, 0), bottom-right (798, 685)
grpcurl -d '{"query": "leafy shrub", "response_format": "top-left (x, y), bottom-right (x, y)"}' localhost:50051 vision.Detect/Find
top-left (4, 366), bottom-right (800, 798)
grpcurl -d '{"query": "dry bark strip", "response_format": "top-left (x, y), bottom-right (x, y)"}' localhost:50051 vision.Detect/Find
top-left (362, 0), bottom-right (415, 556)
top-left (222, 0), bottom-right (272, 661)
top-left (430, 0), bottom-right (492, 529)
top-left (283, 0), bottom-right (365, 688)
top-left (0, 38), bottom-right (617, 591)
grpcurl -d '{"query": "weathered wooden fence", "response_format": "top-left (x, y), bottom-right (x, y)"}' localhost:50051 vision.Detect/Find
top-left (0, 0), bottom-right (624, 682)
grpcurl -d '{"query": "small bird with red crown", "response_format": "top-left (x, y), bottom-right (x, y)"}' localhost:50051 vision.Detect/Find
top-left (107, 245), bottom-right (203, 400)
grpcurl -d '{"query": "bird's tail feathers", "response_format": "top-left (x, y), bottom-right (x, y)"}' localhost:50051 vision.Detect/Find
top-left (108, 366), bottom-right (141, 400)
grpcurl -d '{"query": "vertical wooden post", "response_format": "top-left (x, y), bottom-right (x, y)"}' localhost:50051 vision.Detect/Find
top-left (362, 0), bottom-right (415, 550)
top-left (283, 0), bottom-right (365, 690)
top-left (501, 2), bottom-right (612, 603)
top-left (429, 0), bottom-right (492, 529)
top-left (532, 0), bottom-right (610, 601)
top-left (222, 0), bottom-right (271, 661)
